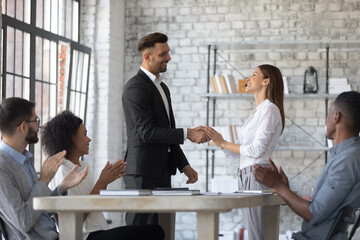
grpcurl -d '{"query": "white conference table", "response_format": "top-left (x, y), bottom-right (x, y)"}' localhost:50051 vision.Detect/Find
top-left (33, 194), bottom-right (285, 240)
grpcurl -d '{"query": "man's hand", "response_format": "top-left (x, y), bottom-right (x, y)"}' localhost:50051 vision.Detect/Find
top-left (39, 151), bottom-right (66, 184)
top-left (183, 165), bottom-right (198, 184)
top-left (253, 158), bottom-right (288, 193)
top-left (59, 164), bottom-right (88, 195)
top-left (187, 127), bottom-right (210, 143)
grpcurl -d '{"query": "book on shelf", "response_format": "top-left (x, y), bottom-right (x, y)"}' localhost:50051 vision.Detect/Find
top-left (329, 78), bottom-right (352, 94)
top-left (215, 75), bottom-right (224, 94)
top-left (210, 74), bottom-right (239, 94)
top-left (238, 79), bottom-right (247, 93)
top-left (219, 75), bottom-right (229, 94)
top-left (100, 189), bottom-right (152, 196)
top-left (224, 74), bottom-right (237, 94)
top-left (210, 76), bottom-right (220, 93)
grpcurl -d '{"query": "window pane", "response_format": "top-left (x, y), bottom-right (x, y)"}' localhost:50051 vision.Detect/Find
top-left (6, 26), bottom-right (15, 73)
top-left (6, 0), bottom-right (15, 18)
top-left (42, 39), bottom-right (50, 82)
top-left (65, 0), bottom-right (72, 39)
top-left (16, 0), bottom-right (23, 21)
top-left (35, 81), bottom-right (42, 111)
top-left (50, 84), bottom-right (57, 117)
top-left (72, 0), bottom-right (78, 41)
top-left (34, 142), bottom-right (42, 172)
top-left (59, 0), bottom-right (66, 36)
top-left (69, 90), bottom-right (75, 113)
top-left (23, 78), bottom-right (30, 98)
top-left (44, 0), bottom-right (51, 31)
top-left (76, 51), bottom-right (83, 91)
top-left (71, 50), bottom-right (78, 90)
top-left (35, 37), bottom-right (43, 80)
top-left (14, 76), bottom-right (23, 97)
top-left (23, 32), bottom-right (30, 77)
top-left (51, 0), bottom-right (59, 34)
top-left (24, 0), bottom-right (30, 24)
top-left (1, 0), bottom-right (5, 14)
top-left (14, 30), bottom-right (23, 75)
top-left (80, 93), bottom-right (86, 120)
top-left (5, 74), bottom-right (14, 97)
top-left (42, 83), bottom-right (50, 122)
top-left (50, 41), bottom-right (57, 84)
top-left (43, 39), bottom-right (50, 82)
top-left (36, 0), bottom-right (43, 28)
top-left (82, 53), bottom-right (89, 92)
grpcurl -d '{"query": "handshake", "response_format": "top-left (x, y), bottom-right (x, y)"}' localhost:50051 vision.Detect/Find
top-left (187, 126), bottom-right (217, 144)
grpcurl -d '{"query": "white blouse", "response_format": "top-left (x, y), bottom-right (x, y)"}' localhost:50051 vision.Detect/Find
top-left (225, 99), bottom-right (282, 169)
top-left (49, 160), bottom-right (108, 240)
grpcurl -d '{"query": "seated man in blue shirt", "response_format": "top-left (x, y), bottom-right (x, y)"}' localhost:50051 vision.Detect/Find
top-left (254, 91), bottom-right (360, 240)
top-left (0, 97), bottom-right (88, 239)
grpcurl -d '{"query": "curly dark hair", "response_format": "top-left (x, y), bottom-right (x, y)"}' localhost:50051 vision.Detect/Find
top-left (41, 110), bottom-right (83, 159)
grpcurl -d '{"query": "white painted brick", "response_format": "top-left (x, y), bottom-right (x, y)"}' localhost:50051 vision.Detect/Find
top-left (204, 7), bottom-right (217, 14)
top-left (179, 7), bottom-right (191, 15)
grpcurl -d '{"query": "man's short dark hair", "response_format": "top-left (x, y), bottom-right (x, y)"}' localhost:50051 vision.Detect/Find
top-left (0, 97), bottom-right (35, 135)
top-left (334, 91), bottom-right (360, 133)
top-left (138, 32), bottom-right (168, 52)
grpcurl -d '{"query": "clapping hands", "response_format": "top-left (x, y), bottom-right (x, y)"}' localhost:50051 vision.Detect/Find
top-left (98, 159), bottom-right (127, 186)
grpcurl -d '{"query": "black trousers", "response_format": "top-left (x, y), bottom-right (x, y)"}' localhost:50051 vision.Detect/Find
top-left (123, 169), bottom-right (171, 226)
top-left (86, 225), bottom-right (164, 240)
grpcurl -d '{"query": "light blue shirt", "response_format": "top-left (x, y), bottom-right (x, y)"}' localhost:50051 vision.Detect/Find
top-left (293, 137), bottom-right (360, 240)
top-left (0, 141), bottom-right (59, 235)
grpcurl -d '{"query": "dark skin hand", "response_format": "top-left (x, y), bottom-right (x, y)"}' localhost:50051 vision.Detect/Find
top-left (253, 158), bottom-right (313, 222)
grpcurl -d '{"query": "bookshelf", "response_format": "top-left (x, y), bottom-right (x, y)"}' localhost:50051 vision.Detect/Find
top-left (201, 40), bottom-right (360, 191)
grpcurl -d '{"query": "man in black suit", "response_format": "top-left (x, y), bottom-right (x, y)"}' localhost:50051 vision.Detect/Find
top-left (122, 32), bottom-right (208, 225)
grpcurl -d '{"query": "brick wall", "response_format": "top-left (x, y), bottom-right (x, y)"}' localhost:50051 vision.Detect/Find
top-left (82, 0), bottom-right (360, 239)
top-left (80, 0), bottom-right (126, 227)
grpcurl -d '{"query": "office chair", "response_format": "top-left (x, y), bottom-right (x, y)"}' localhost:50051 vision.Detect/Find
top-left (0, 216), bottom-right (8, 240)
top-left (348, 208), bottom-right (360, 240)
top-left (326, 206), bottom-right (360, 240)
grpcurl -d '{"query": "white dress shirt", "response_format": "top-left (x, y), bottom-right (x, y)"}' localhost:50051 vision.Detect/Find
top-left (224, 99), bottom-right (282, 169)
top-left (49, 160), bottom-right (109, 240)
top-left (140, 67), bottom-right (187, 140)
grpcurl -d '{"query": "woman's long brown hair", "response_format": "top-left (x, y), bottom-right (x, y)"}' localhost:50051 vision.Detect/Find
top-left (258, 64), bottom-right (285, 133)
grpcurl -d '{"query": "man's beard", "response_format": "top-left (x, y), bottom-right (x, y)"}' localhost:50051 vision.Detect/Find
top-left (25, 126), bottom-right (39, 144)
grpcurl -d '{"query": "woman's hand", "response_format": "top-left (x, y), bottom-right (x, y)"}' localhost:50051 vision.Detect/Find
top-left (97, 159), bottom-right (126, 187)
top-left (204, 126), bottom-right (226, 148)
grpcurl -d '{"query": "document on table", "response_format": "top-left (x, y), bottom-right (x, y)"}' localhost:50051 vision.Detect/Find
top-left (202, 190), bottom-right (273, 196)
top-left (152, 190), bottom-right (201, 196)
top-left (100, 189), bottom-right (152, 196)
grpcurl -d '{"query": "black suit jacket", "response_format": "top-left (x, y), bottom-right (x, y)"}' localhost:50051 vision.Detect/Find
top-left (122, 69), bottom-right (189, 178)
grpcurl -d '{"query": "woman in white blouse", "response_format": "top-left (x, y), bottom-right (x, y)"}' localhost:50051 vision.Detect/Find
top-left (204, 64), bottom-right (285, 240)
top-left (42, 111), bottom-right (164, 240)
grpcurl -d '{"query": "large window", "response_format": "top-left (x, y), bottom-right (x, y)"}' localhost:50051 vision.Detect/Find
top-left (1, 0), bottom-right (91, 172)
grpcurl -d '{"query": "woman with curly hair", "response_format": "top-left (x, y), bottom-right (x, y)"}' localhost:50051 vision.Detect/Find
top-left (42, 110), bottom-right (164, 240)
